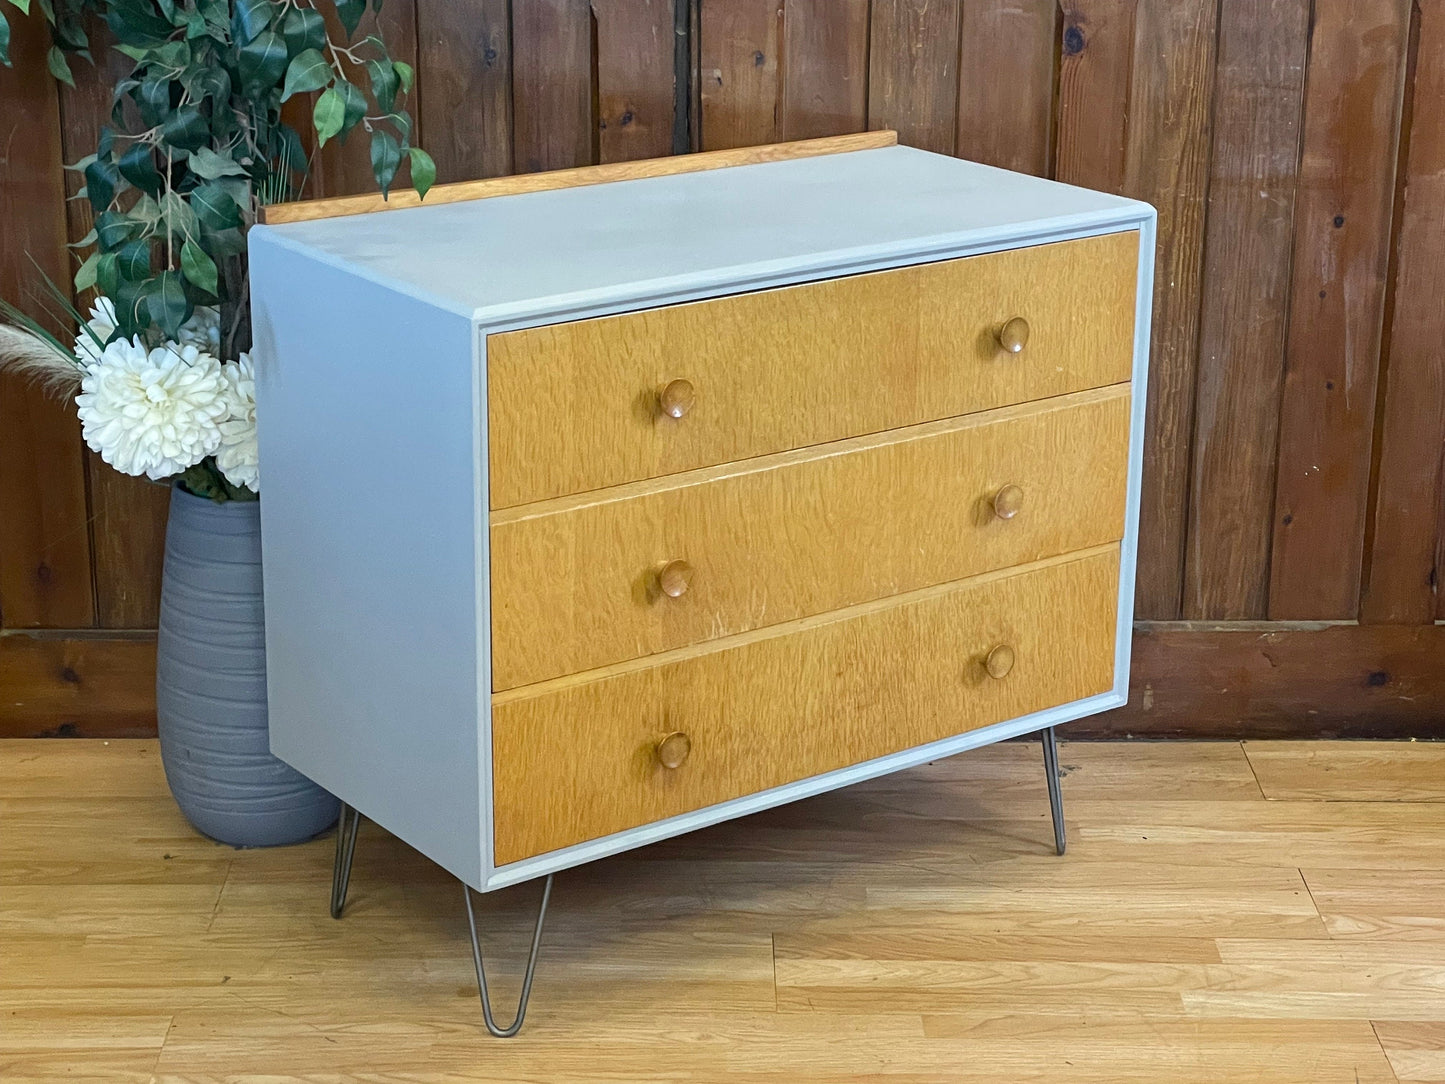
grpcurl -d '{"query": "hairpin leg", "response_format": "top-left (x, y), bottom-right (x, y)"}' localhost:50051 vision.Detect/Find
top-left (463, 874), bottom-right (553, 1038)
top-left (1041, 726), bottom-right (1066, 856)
top-left (330, 801), bottom-right (362, 919)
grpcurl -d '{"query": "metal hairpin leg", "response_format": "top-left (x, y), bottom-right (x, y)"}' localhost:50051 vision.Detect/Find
top-left (463, 874), bottom-right (554, 1038)
top-left (331, 801), bottom-right (362, 919)
top-left (1041, 726), bottom-right (1066, 855)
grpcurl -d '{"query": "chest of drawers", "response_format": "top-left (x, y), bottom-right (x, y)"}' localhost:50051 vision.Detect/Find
top-left (251, 133), bottom-right (1154, 900)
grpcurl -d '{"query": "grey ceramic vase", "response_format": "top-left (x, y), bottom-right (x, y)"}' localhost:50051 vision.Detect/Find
top-left (156, 483), bottom-right (338, 847)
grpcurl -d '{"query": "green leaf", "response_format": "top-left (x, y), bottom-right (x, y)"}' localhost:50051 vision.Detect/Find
top-left (394, 58), bottom-right (413, 93)
top-left (180, 239), bottom-right (218, 297)
top-left (74, 251), bottom-right (101, 293)
top-left (203, 226), bottom-right (247, 259)
top-left (408, 147), bottom-right (435, 200)
top-left (230, 0), bottom-right (274, 46)
top-left (68, 227), bottom-right (97, 249)
top-left (187, 146), bottom-right (248, 180)
top-left (365, 56), bottom-right (397, 113)
top-left (117, 141), bottom-right (162, 195)
top-left (336, 0), bottom-right (364, 37)
top-left (94, 209), bottom-right (138, 249)
top-left (237, 29), bottom-right (287, 91)
top-left (280, 7), bottom-right (324, 54)
top-left (84, 155), bottom-right (122, 212)
top-left (116, 238), bottom-right (151, 279)
top-left (370, 129), bottom-right (400, 197)
top-left (96, 252), bottom-right (121, 297)
top-left (336, 79), bottom-right (366, 139)
top-left (160, 190), bottom-right (199, 239)
top-left (0, 12), bottom-right (11, 69)
top-left (149, 39), bottom-right (190, 68)
top-left (132, 77), bottom-right (172, 125)
top-left (280, 47), bottom-right (329, 101)
top-left (160, 104), bottom-right (209, 150)
top-left (190, 181), bottom-right (243, 229)
top-left (9, 0), bottom-right (29, 16)
top-left (143, 271), bottom-right (191, 339)
top-left (184, 64), bottom-right (230, 105)
top-left (47, 45), bottom-right (75, 87)
top-left (312, 86), bottom-right (344, 147)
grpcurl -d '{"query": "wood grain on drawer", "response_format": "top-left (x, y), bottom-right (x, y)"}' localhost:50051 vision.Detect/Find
top-left (491, 546), bottom-right (1120, 865)
top-left (490, 384), bottom-right (1129, 690)
top-left (486, 231), bottom-right (1138, 508)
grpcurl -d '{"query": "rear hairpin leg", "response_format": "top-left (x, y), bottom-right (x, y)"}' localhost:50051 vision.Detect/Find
top-left (330, 801), bottom-right (362, 919)
top-left (463, 874), bottom-right (554, 1038)
top-left (1041, 726), bottom-right (1066, 855)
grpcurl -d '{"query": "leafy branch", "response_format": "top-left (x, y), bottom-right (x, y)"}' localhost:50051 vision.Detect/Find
top-left (1, 0), bottom-right (435, 360)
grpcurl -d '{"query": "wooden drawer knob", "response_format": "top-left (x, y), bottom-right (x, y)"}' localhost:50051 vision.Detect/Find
top-left (997, 317), bottom-right (1031, 354)
top-left (992, 484), bottom-right (1024, 520)
top-left (657, 731), bottom-right (692, 769)
top-left (657, 559), bottom-right (693, 599)
top-left (658, 379), bottom-right (696, 419)
top-left (985, 644), bottom-right (1016, 680)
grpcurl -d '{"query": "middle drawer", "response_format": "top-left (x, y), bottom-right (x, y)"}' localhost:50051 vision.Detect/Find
top-left (489, 383), bottom-right (1130, 691)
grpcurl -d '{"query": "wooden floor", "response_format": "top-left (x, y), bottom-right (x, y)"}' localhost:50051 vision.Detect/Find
top-left (4, 740), bottom-right (1445, 1082)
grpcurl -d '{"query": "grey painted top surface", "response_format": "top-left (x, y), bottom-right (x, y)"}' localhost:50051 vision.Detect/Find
top-left (257, 145), bottom-right (1153, 321)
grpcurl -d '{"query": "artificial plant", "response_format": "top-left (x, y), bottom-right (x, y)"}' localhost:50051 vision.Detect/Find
top-left (0, 0), bottom-right (433, 496)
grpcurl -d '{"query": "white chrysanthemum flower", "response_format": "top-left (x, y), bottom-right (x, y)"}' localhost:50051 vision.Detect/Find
top-left (75, 338), bottom-right (230, 480)
top-left (215, 353), bottom-right (258, 492)
top-left (74, 296), bottom-right (118, 364)
top-left (177, 306), bottom-right (222, 354)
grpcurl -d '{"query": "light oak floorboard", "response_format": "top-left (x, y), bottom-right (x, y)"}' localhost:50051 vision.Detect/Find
top-left (1, 738), bottom-right (1439, 1081)
top-left (1245, 740), bottom-right (1445, 802)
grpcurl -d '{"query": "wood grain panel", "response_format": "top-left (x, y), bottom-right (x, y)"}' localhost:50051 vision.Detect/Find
top-left (1092, 621), bottom-right (1445, 740)
top-left (1361, 0), bottom-right (1445, 624)
top-left (490, 386), bottom-right (1130, 689)
top-left (1269, 0), bottom-right (1411, 619)
top-left (697, 0), bottom-right (783, 149)
top-left (866, 0), bottom-right (961, 154)
top-left (58, 34), bottom-right (170, 628)
top-left (594, 0), bottom-right (677, 163)
top-left (512, 0), bottom-right (594, 173)
top-left (0, 633), bottom-right (156, 738)
top-left (1185, 0), bottom-right (1311, 620)
top-left (487, 230), bottom-right (1139, 508)
top-left (778, 0), bottom-right (870, 141)
top-left (1124, 0), bottom-right (1219, 620)
top-left (1055, 0), bottom-right (1137, 194)
top-left (259, 131), bottom-right (897, 224)
top-left (416, 0), bottom-right (513, 181)
top-left (492, 547), bottom-right (1120, 864)
top-left (955, 0), bottom-right (1057, 175)
top-left (0, 13), bottom-right (94, 630)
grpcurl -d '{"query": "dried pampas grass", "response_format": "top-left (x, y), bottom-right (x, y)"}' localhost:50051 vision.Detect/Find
top-left (0, 324), bottom-right (84, 397)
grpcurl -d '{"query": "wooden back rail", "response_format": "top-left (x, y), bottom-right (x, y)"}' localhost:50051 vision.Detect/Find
top-left (257, 131), bottom-right (900, 225)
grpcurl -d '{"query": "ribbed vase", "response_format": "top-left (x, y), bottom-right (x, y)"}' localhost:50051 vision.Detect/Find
top-left (156, 484), bottom-right (338, 847)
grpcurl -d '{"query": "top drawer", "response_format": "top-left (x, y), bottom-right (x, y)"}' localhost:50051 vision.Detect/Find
top-left (486, 230), bottom-right (1139, 509)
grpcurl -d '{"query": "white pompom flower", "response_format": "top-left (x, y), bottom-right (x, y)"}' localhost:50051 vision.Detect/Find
top-left (74, 296), bottom-right (118, 364)
top-left (177, 305), bottom-right (222, 354)
top-left (215, 353), bottom-right (259, 492)
top-left (75, 338), bottom-right (231, 480)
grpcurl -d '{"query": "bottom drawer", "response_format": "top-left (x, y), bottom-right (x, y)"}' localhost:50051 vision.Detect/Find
top-left (491, 545), bottom-right (1120, 865)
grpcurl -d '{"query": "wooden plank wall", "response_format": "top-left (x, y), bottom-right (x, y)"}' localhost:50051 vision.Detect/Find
top-left (3, 0), bottom-right (1443, 738)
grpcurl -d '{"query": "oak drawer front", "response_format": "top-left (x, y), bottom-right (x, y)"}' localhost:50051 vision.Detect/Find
top-left (486, 231), bottom-right (1138, 508)
top-left (492, 547), bottom-right (1119, 865)
top-left (490, 385), bottom-right (1129, 691)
